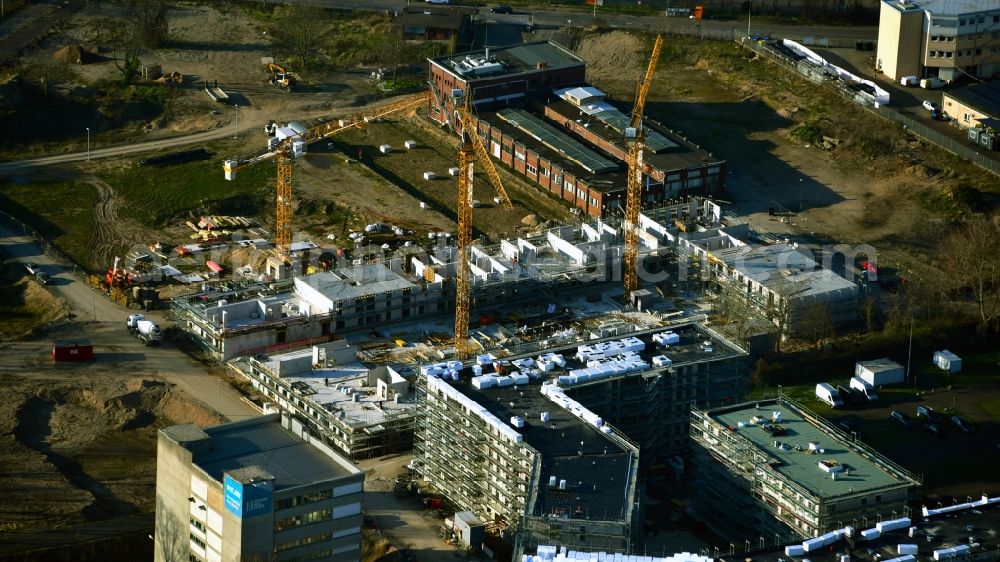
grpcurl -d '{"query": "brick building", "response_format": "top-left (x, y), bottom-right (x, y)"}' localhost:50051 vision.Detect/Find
top-left (428, 44), bottom-right (726, 218)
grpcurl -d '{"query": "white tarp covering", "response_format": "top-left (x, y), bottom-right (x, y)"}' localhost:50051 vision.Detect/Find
top-left (781, 39), bottom-right (890, 106)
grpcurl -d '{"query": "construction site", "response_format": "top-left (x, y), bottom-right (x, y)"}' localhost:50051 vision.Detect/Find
top-left (4, 2), bottom-right (1000, 561)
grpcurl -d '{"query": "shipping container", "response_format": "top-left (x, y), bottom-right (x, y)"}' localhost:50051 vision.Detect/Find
top-left (52, 339), bottom-right (94, 362)
top-left (206, 260), bottom-right (224, 274)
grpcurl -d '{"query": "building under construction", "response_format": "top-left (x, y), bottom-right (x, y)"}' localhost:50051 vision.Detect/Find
top-left (689, 396), bottom-right (920, 543)
top-left (171, 198), bottom-right (724, 360)
top-left (414, 320), bottom-right (749, 559)
top-left (229, 340), bottom-right (418, 461)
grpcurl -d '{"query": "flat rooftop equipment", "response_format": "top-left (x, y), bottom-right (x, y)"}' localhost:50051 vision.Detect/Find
top-left (710, 403), bottom-right (910, 498)
top-left (165, 417), bottom-right (353, 490)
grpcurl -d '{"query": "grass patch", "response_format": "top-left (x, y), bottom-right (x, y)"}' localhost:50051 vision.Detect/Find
top-left (0, 180), bottom-right (99, 269)
top-left (104, 158), bottom-right (275, 227)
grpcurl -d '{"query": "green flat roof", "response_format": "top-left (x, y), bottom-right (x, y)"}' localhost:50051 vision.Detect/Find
top-left (712, 403), bottom-right (910, 499)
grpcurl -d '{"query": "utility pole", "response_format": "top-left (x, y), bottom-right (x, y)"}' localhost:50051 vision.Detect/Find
top-left (905, 316), bottom-right (914, 382)
top-left (234, 104), bottom-right (239, 139)
top-left (747, 0), bottom-right (752, 38)
top-left (86, 127), bottom-right (90, 160)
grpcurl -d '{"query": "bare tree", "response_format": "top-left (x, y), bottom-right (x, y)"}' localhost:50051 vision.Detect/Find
top-left (798, 301), bottom-right (834, 349)
top-left (95, 17), bottom-right (142, 82)
top-left (376, 23), bottom-right (406, 86)
top-left (273, 5), bottom-right (330, 71)
top-left (940, 217), bottom-right (1000, 332)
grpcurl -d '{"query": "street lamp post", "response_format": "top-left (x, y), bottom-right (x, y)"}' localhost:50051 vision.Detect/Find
top-left (86, 127), bottom-right (90, 160)
top-left (799, 178), bottom-right (803, 212)
top-left (234, 104), bottom-right (239, 139)
top-left (747, 0), bottom-right (752, 38)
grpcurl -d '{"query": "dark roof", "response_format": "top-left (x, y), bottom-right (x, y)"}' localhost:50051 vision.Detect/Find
top-left (544, 97), bottom-right (724, 173)
top-left (177, 416), bottom-right (353, 490)
top-left (478, 108), bottom-right (628, 194)
top-left (946, 81), bottom-right (1000, 119)
top-left (431, 41), bottom-right (585, 82)
top-left (454, 376), bottom-right (635, 523)
top-left (397, 6), bottom-right (472, 31)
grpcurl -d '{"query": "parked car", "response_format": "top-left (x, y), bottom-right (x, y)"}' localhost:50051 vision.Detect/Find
top-left (890, 410), bottom-right (915, 428)
top-left (837, 420), bottom-right (858, 434)
top-left (35, 271), bottom-right (51, 285)
top-left (24, 262), bottom-right (40, 275)
top-left (930, 109), bottom-right (944, 121)
top-left (490, 5), bottom-right (514, 13)
top-left (916, 405), bottom-right (941, 423)
top-left (924, 423), bottom-right (946, 438)
top-left (950, 415), bottom-right (974, 433)
top-left (922, 100), bottom-right (939, 112)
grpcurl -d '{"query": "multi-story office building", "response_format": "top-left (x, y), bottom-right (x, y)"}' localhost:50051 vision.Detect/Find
top-left (690, 397), bottom-right (920, 542)
top-left (154, 413), bottom-right (364, 562)
top-left (876, 0), bottom-right (1000, 81)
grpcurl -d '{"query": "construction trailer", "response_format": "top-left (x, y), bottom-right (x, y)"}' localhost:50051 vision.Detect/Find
top-left (689, 396), bottom-right (920, 543)
top-left (52, 339), bottom-right (94, 362)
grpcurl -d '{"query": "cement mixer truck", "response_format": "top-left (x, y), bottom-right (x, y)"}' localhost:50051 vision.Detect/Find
top-left (127, 314), bottom-right (162, 345)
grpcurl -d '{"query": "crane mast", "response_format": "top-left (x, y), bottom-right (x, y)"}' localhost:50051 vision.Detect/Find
top-left (453, 89), bottom-right (510, 358)
top-left (623, 35), bottom-right (663, 300)
top-left (222, 92), bottom-right (428, 264)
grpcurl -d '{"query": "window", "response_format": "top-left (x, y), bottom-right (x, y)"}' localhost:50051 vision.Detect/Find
top-left (526, 164), bottom-right (536, 175)
top-left (190, 534), bottom-right (206, 548)
top-left (190, 517), bottom-right (206, 533)
top-left (514, 150), bottom-right (525, 161)
top-left (275, 508), bottom-right (333, 532)
top-left (275, 489), bottom-right (332, 511)
top-left (284, 550), bottom-right (334, 562)
top-left (275, 532), bottom-right (332, 553)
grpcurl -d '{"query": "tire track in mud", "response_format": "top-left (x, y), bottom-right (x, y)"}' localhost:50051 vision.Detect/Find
top-left (88, 178), bottom-right (126, 269)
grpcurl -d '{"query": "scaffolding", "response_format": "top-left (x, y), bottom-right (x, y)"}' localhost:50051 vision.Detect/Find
top-left (689, 397), bottom-right (920, 543)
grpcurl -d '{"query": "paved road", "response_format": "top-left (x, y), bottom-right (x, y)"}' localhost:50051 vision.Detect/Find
top-left (0, 124), bottom-right (243, 173)
top-left (0, 218), bottom-right (258, 421)
top-left (313, 0), bottom-right (878, 42)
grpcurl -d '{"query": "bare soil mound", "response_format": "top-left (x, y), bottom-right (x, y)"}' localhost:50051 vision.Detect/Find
top-left (576, 31), bottom-right (647, 82)
top-left (0, 368), bottom-right (225, 532)
top-left (53, 45), bottom-right (88, 65)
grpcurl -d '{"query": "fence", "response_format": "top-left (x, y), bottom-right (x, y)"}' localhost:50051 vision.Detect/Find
top-left (738, 37), bottom-right (1000, 177)
top-left (0, 210), bottom-right (91, 282)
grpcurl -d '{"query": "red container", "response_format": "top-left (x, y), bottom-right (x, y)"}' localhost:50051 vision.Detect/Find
top-left (206, 260), bottom-right (224, 274)
top-left (429, 498), bottom-right (442, 509)
top-left (52, 339), bottom-right (94, 362)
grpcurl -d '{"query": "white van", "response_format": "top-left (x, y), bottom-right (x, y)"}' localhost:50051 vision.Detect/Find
top-left (900, 75), bottom-right (919, 87)
top-left (850, 377), bottom-right (879, 401)
top-left (815, 383), bottom-right (844, 408)
top-left (920, 77), bottom-right (945, 89)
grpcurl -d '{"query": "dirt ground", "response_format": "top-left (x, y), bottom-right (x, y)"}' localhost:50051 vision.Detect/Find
top-left (0, 330), bottom-right (225, 534)
top-left (576, 31), bottom-right (944, 280)
top-left (0, 262), bottom-right (68, 340)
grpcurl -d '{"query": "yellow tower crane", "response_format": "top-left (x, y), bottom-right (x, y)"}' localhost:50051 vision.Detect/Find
top-left (222, 91), bottom-right (429, 260)
top-left (453, 89), bottom-right (512, 358)
top-left (623, 34), bottom-right (663, 301)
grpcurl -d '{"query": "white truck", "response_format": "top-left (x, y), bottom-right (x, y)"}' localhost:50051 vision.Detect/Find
top-left (850, 376), bottom-right (879, 401)
top-left (127, 314), bottom-right (162, 345)
top-left (815, 383), bottom-right (844, 408)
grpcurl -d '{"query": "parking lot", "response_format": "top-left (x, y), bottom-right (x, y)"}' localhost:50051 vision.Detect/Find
top-left (780, 350), bottom-right (1000, 500)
